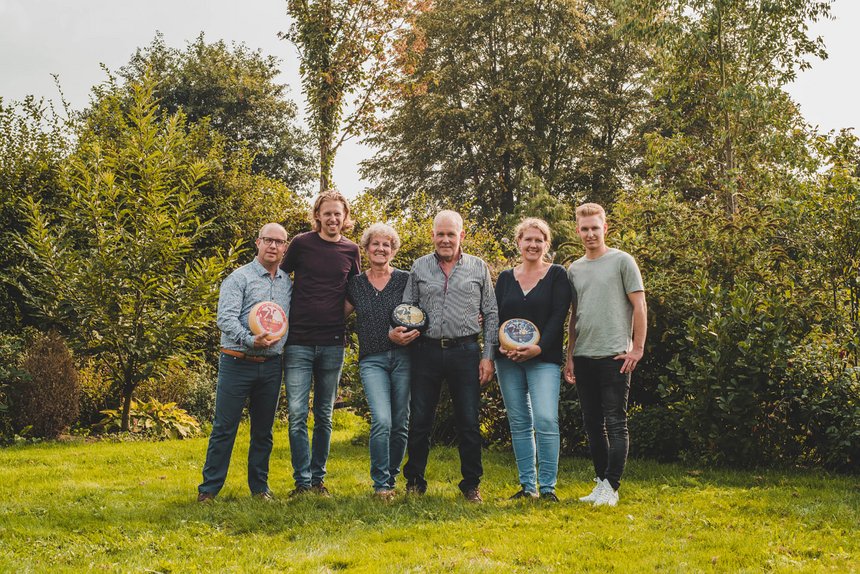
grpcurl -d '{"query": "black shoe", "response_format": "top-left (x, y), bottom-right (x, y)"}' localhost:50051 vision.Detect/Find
top-left (252, 490), bottom-right (275, 502)
top-left (463, 487), bottom-right (483, 503)
top-left (540, 491), bottom-right (560, 502)
top-left (406, 482), bottom-right (426, 495)
top-left (288, 485), bottom-right (311, 497)
top-left (311, 482), bottom-right (331, 497)
top-left (197, 491), bottom-right (216, 503)
top-left (509, 489), bottom-right (539, 500)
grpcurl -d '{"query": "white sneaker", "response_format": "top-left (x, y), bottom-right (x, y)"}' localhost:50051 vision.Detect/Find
top-left (578, 478), bottom-right (605, 503)
top-left (592, 479), bottom-right (619, 507)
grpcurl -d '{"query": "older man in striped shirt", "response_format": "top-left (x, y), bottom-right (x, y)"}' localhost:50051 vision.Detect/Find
top-left (389, 210), bottom-right (499, 503)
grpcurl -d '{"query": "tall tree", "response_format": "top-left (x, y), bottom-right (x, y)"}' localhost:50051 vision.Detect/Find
top-left (284, 0), bottom-right (414, 191)
top-left (13, 77), bottom-right (238, 431)
top-left (622, 0), bottom-right (831, 213)
top-left (362, 0), bottom-right (648, 225)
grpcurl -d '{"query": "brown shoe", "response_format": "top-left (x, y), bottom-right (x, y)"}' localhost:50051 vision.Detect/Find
top-left (311, 482), bottom-right (331, 497)
top-left (253, 490), bottom-right (275, 502)
top-left (288, 485), bottom-right (311, 497)
top-left (197, 491), bottom-right (216, 503)
top-left (463, 487), bottom-right (483, 503)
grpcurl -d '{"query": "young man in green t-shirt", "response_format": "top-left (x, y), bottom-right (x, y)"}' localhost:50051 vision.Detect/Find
top-left (564, 203), bottom-right (647, 507)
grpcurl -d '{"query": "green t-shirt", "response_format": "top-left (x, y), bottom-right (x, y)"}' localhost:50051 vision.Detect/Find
top-left (567, 248), bottom-right (644, 358)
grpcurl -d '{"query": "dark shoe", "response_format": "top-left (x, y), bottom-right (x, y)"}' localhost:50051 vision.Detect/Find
top-left (197, 491), bottom-right (216, 503)
top-left (463, 487), bottom-right (483, 503)
top-left (406, 482), bottom-right (426, 495)
top-left (252, 490), bottom-right (275, 502)
top-left (509, 489), bottom-right (538, 500)
top-left (311, 482), bottom-right (331, 497)
top-left (288, 485), bottom-right (311, 498)
top-left (540, 491), bottom-right (560, 502)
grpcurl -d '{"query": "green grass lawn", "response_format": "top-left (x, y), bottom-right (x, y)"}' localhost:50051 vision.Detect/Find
top-left (1, 411), bottom-right (857, 573)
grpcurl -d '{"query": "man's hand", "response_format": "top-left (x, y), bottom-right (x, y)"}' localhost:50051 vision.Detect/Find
top-left (389, 326), bottom-right (420, 346)
top-left (479, 358), bottom-right (495, 385)
top-left (614, 348), bottom-right (643, 374)
top-left (563, 356), bottom-right (576, 384)
top-left (253, 332), bottom-right (280, 349)
top-left (500, 345), bottom-right (541, 363)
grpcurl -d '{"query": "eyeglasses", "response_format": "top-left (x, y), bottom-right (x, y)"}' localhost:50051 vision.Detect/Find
top-left (259, 237), bottom-right (287, 247)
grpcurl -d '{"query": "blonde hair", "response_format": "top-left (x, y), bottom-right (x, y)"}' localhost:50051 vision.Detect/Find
top-left (311, 189), bottom-right (354, 233)
top-left (575, 202), bottom-right (606, 223)
top-left (514, 217), bottom-right (552, 245)
top-left (360, 223), bottom-right (401, 252)
top-left (514, 217), bottom-right (552, 261)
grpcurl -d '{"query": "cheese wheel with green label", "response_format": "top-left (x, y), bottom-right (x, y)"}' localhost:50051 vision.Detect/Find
top-left (248, 301), bottom-right (288, 340)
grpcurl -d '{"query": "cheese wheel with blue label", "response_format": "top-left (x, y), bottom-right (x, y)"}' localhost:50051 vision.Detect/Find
top-left (499, 318), bottom-right (541, 351)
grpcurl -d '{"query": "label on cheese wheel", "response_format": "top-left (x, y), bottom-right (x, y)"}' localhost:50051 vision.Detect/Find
top-left (499, 319), bottom-right (540, 351)
top-left (391, 303), bottom-right (428, 333)
top-left (248, 301), bottom-right (288, 339)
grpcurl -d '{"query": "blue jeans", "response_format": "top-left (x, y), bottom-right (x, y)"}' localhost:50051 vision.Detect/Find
top-left (199, 353), bottom-right (282, 496)
top-left (495, 357), bottom-right (561, 494)
top-left (403, 339), bottom-right (483, 493)
top-left (573, 357), bottom-right (630, 491)
top-left (284, 344), bottom-right (345, 488)
top-left (359, 348), bottom-right (411, 491)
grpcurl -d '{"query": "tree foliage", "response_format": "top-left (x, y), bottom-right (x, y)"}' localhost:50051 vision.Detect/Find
top-left (86, 35), bottom-right (313, 259)
top-left (363, 0), bottom-right (649, 225)
top-left (623, 0), bottom-right (831, 213)
top-left (111, 33), bottom-right (316, 189)
top-left (13, 76), bottom-right (239, 431)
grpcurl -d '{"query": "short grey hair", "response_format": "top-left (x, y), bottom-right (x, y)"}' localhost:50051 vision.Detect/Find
top-left (360, 222), bottom-right (401, 252)
top-left (433, 210), bottom-right (463, 233)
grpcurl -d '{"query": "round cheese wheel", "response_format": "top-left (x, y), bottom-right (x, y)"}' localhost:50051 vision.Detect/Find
top-left (391, 303), bottom-right (428, 333)
top-left (499, 319), bottom-right (541, 351)
top-left (248, 301), bottom-right (288, 340)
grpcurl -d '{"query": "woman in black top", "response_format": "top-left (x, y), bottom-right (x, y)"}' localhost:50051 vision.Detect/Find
top-left (345, 223), bottom-right (410, 499)
top-left (495, 218), bottom-right (572, 501)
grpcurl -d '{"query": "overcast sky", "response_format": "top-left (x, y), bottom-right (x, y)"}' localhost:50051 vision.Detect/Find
top-left (1, 0), bottom-right (858, 197)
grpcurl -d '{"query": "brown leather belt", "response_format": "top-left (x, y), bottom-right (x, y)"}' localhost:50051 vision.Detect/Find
top-left (220, 348), bottom-right (276, 363)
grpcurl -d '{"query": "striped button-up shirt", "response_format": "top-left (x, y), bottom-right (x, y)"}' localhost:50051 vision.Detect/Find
top-left (403, 251), bottom-right (499, 360)
top-left (218, 258), bottom-right (292, 357)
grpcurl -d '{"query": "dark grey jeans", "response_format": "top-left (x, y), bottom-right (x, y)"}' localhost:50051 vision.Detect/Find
top-left (574, 356), bottom-right (630, 491)
top-left (199, 353), bottom-right (282, 496)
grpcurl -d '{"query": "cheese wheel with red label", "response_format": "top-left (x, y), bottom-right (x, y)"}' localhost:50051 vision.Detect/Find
top-left (248, 301), bottom-right (288, 340)
top-left (499, 319), bottom-right (540, 351)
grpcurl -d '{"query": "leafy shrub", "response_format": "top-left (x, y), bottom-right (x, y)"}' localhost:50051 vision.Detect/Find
top-left (77, 359), bottom-right (115, 427)
top-left (0, 332), bottom-right (28, 442)
top-left (99, 398), bottom-right (201, 439)
top-left (178, 362), bottom-right (217, 425)
top-left (627, 403), bottom-right (686, 462)
top-left (789, 335), bottom-right (860, 472)
top-left (14, 331), bottom-right (79, 438)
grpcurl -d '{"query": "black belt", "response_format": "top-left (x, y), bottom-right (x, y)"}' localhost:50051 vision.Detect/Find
top-left (421, 335), bottom-right (478, 349)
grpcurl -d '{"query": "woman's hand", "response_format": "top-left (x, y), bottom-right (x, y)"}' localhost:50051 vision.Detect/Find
top-left (503, 344), bottom-right (541, 363)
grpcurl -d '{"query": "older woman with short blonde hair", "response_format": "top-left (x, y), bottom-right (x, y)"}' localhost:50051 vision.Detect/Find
top-left (345, 222), bottom-right (411, 499)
